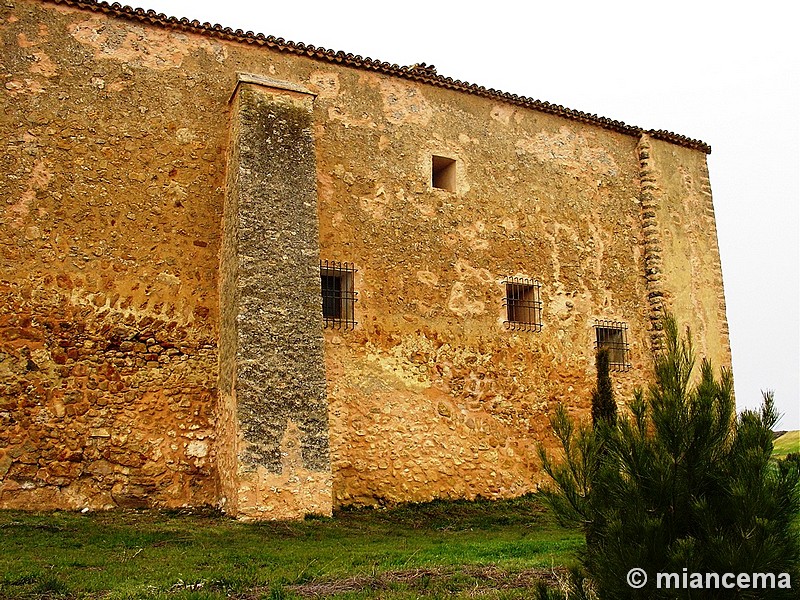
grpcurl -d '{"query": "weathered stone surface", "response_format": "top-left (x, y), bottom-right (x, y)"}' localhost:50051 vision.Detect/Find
top-left (217, 81), bottom-right (331, 519)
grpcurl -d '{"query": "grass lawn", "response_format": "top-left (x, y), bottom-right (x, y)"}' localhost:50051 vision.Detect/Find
top-left (774, 430), bottom-right (800, 458)
top-left (0, 494), bottom-right (583, 599)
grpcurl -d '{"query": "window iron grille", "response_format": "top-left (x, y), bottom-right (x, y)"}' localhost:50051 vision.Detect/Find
top-left (503, 276), bottom-right (543, 332)
top-left (320, 260), bottom-right (357, 330)
top-left (594, 320), bottom-right (630, 371)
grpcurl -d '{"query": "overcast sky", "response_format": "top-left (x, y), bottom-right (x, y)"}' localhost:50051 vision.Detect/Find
top-left (140, 0), bottom-right (800, 429)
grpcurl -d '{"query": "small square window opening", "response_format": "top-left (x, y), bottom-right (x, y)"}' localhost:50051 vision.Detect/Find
top-left (503, 277), bottom-right (543, 332)
top-left (594, 320), bottom-right (630, 371)
top-left (431, 155), bottom-right (456, 191)
top-left (320, 260), bottom-right (357, 330)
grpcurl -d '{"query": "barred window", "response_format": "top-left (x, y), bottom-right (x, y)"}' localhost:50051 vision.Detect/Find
top-left (594, 320), bottom-right (630, 370)
top-left (503, 277), bottom-right (543, 331)
top-left (320, 260), bottom-right (357, 329)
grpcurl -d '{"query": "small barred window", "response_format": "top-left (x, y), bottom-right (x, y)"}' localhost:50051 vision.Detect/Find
top-left (320, 260), bottom-right (357, 330)
top-left (503, 277), bottom-right (543, 332)
top-left (594, 320), bottom-right (630, 370)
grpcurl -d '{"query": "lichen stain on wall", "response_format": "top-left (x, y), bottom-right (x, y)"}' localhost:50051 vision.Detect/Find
top-left (377, 77), bottom-right (433, 125)
top-left (515, 125), bottom-right (620, 177)
top-left (309, 71), bottom-right (340, 99)
top-left (68, 14), bottom-right (227, 70)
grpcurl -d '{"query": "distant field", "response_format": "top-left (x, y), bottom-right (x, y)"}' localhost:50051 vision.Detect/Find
top-left (774, 430), bottom-right (800, 458)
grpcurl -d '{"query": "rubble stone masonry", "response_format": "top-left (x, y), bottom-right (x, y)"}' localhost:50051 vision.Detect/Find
top-left (0, 0), bottom-right (731, 517)
top-left (218, 78), bottom-right (331, 519)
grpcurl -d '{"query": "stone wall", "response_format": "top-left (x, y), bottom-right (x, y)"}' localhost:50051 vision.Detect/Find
top-left (1, 0), bottom-right (731, 516)
top-left (643, 137), bottom-right (731, 368)
top-left (1, 0), bottom-right (227, 509)
top-left (314, 75), bottom-right (654, 504)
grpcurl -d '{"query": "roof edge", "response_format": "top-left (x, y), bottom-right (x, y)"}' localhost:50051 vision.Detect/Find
top-left (39, 0), bottom-right (711, 154)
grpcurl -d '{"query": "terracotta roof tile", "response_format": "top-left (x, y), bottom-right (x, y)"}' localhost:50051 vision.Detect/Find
top-left (40, 0), bottom-right (711, 154)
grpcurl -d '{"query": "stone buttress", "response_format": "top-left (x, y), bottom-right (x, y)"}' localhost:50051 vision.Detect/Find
top-left (217, 74), bottom-right (331, 519)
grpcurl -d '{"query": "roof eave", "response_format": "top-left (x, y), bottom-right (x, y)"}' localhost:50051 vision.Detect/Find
top-left (39, 0), bottom-right (712, 154)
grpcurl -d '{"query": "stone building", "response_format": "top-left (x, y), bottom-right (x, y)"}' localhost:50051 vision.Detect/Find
top-left (0, 0), bottom-right (731, 519)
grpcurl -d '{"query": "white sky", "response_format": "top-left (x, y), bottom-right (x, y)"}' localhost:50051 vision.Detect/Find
top-left (140, 0), bottom-right (799, 429)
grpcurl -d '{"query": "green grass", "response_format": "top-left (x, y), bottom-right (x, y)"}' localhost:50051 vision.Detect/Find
top-left (773, 430), bottom-right (800, 458)
top-left (0, 494), bottom-right (583, 599)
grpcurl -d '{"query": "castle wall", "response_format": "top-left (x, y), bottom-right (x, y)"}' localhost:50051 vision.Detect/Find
top-left (0, 0), bottom-right (731, 515)
top-left (1, 0), bottom-right (229, 509)
top-left (638, 136), bottom-right (731, 368)
top-left (313, 72), bottom-right (653, 504)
